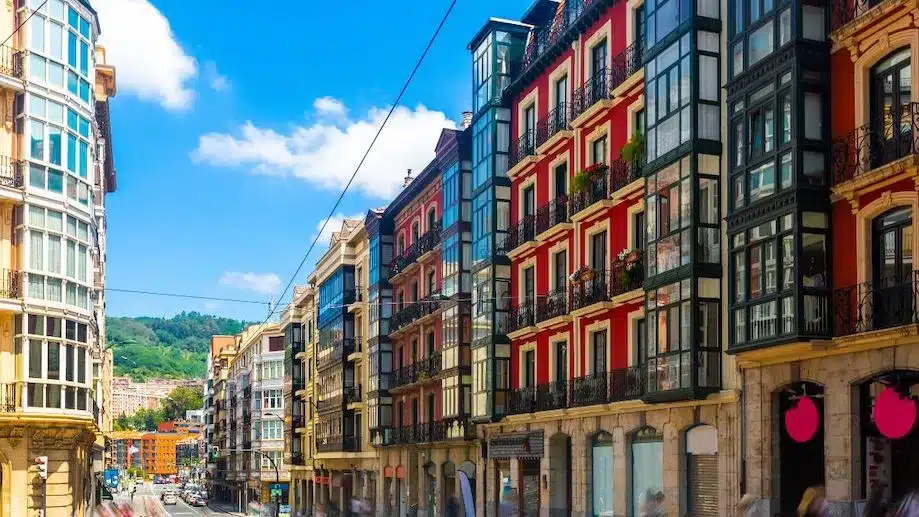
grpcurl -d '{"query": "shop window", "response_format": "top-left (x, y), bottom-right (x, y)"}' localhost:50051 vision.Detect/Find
top-left (630, 427), bottom-right (664, 516)
top-left (590, 432), bottom-right (614, 517)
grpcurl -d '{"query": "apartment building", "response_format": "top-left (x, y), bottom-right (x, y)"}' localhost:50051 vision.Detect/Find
top-left (307, 217), bottom-right (379, 512)
top-left (0, 0), bottom-right (118, 515)
top-left (110, 430), bottom-right (143, 471)
top-left (284, 284), bottom-right (316, 512)
top-left (206, 335), bottom-right (236, 504)
top-left (140, 432), bottom-right (191, 476)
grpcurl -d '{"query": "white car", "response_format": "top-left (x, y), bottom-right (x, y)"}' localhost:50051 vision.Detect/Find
top-left (163, 493), bottom-right (178, 505)
top-left (135, 479), bottom-right (144, 485)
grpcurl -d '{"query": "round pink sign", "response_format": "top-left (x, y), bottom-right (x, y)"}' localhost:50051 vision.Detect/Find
top-left (785, 396), bottom-right (820, 443)
top-left (873, 386), bottom-right (918, 440)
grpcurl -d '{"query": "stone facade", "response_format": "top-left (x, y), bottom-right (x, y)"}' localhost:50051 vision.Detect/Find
top-left (476, 394), bottom-right (741, 517)
top-left (375, 444), bottom-right (477, 517)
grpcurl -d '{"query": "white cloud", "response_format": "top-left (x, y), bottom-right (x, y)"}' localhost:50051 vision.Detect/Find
top-left (203, 61), bottom-right (230, 92)
top-left (94, 0), bottom-right (197, 110)
top-left (313, 213), bottom-right (364, 245)
top-left (219, 272), bottom-right (281, 295)
top-left (192, 100), bottom-right (457, 199)
top-left (313, 97), bottom-right (346, 118)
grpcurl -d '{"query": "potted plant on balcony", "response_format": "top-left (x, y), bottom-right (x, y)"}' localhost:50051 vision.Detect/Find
top-left (569, 264), bottom-right (596, 282)
top-left (620, 130), bottom-right (644, 166)
top-left (571, 163), bottom-right (609, 194)
top-left (617, 248), bottom-right (644, 290)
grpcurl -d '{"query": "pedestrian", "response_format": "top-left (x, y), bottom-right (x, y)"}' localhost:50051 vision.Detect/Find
top-left (893, 491), bottom-right (919, 517)
top-left (445, 495), bottom-right (460, 517)
top-left (797, 486), bottom-right (830, 517)
top-left (736, 494), bottom-right (760, 517)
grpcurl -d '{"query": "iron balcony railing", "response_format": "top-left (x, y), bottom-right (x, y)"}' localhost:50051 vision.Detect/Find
top-left (569, 165), bottom-right (610, 216)
top-left (609, 40), bottom-right (643, 91)
top-left (316, 338), bottom-right (357, 371)
top-left (571, 366), bottom-right (646, 408)
top-left (291, 415), bottom-right (305, 429)
top-left (834, 272), bottom-right (919, 336)
top-left (343, 434), bottom-right (361, 451)
top-left (508, 299), bottom-right (537, 333)
top-left (391, 297), bottom-right (442, 331)
top-left (507, 381), bottom-right (569, 415)
top-left (291, 375), bottom-right (305, 392)
top-left (0, 382), bottom-right (17, 412)
top-left (832, 102), bottom-right (919, 185)
top-left (534, 102), bottom-right (572, 149)
top-left (535, 195), bottom-right (569, 236)
top-left (317, 395), bottom-right (343, 414)
top-left (569, 269), bottom-right (611, 310)
top-left (830, 0), bottom-right (881, 31)
top-left (509, 130), bottom-right (536, 170)
top-left (610, 258), bottom-right (644, 297)
top-left (390, 352), bottom-right (442, 389)
top-left (344, 385), bottom-right (361, 405)
top-left (391, 418), bottom-right (473, 445)
top-left (572, 68), bottom-right (612, 120)
top-left (390, 222), bottom-right (443, 276)
top-left (1, 269), bottom-right (22, 299)
top-left (290, 453), bottom-right (305, 466)
top-left (0, 45), bottom-right (22, 78)
top-left (536, 288), bottom-right (568, 323)
top-left (609, 158), bottom-right (642, 193)
top-left (518, 0), bottom-right (603, 78)
top-left (500, 215), bottom-right (536, 253)
top-left (0, 157), bottom-right (23, 189)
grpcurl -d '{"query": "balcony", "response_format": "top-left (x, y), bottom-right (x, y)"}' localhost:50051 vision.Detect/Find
top-left (834, 273), bottom-right (919, 337)
top-left (500, 215), bottom-right (535, 255)
top-left (291, 375), bottom-right (305, 392)
top-left (534, 103), bottom-right (572, 152)
top-left (390, 222), bottom-right (442, 278)
top-left (569, 160), bottom-right (642, 220)
top-left (291, 337), bottom-right (306, 357)
top-left (508, 131), bottom-right (537, 173)
top-left (391, 297), bottom-right (442, 332)
top-left (829, 0), bottom-right (906, 35)
top-left (516, 0), bottom-right (608, 84)
top-left (507, 301), bottom-right (537, 335)
top-left (609, 40), bottom-right (643, 93)
top-left (569, 269), bottom-right (611, 311)
top-left (390, 418), bottom-right (473, 445)
top-left (390, 352), bottom-right (443, 390)
top-left (316, 339), bottom-right (357, 371)
top-left (571, 68), bottom-right (613, 123)
top-left (0, 269), bottom-right (22, 301)
top-left (317, 395), bottom-right (343, 414)
top-left (0, 45), bottom-right (22, 81)
top-left (536, 288), bottom-right (568, 324)
top-left (343, 434), bottom-right (361, 451)
top-left (535, 195), bottom-right (570, 238)
top-left (570, 366), bottom-right (645, 409)
top-left (507, 382), bottom-right (569, 415)
top-left (344, 385), bottom-right (361, 405)
top-left (569, 164), bottom-right (610, 217)
top-left (831, 103), bottom-right (919, 189)
top-left (290, 453), bottom-right (306, 466)
top-left (0, 157), bottom-right (23, 191)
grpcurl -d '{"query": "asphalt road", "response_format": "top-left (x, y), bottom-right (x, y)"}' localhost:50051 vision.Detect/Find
top-left (106, 482), bottom-right (242, 517)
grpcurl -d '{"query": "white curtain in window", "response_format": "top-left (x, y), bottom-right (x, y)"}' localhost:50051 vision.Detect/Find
top-left (77, 245), bottom-right (86, 281)
top-left (47, 236), bottom-right (61, 273)
top-left (30, 232), bottom-right (43, 270)
top-left (47, 278), bottom-right (61, 302)
top-left (29, 206), bottom-right (45, 227)
top-left (66, 240), bottom-right (75, 277)
top-left (28, 274), bottom-right (44, 299)
top-left (47, 210), bottom-right (62, 232)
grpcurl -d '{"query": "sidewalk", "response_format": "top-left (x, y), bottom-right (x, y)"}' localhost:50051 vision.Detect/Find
top-left (208, 500), bottom-right (247, 516)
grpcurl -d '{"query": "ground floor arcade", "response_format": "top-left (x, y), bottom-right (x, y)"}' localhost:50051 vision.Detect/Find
top-left (376, 443), bottom-right (477, 517)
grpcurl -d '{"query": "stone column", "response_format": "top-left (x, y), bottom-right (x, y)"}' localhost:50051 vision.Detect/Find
top-left (434, 458), bottom-right (444, 517)
top-left (613, 427), bottom-right (627, 517)
top-left (571, 433), bottom-right (588, 517)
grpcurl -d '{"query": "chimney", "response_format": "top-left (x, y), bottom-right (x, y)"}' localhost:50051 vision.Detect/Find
top-left (461, 111), bottom-right (473, 130)
top-left (403, 169), bottom-right (414, 189)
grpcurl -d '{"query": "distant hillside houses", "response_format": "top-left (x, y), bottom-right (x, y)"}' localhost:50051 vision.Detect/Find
top-left (112, 376), bottom-right (204, 417)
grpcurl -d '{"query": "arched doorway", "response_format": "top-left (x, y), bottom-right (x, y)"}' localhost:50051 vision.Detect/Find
top-left (630, 427), bottom-right (663, 516)
top-left (871, 206), bottom-right (914, 330)
top-left (685, 425), bottom-right (719, 517)
top-left (857, 370), bottom-right (919, 503)
top-left (777, 382), bottom-right (825, 517)
top-left (870, 47), bottom-right (912, 169)
top-left (424, 462), bottom-right (436, 517)
top-left (549, 433), bottom-right (571, 517)
top-left (589, 431), bottom-right (612, 517)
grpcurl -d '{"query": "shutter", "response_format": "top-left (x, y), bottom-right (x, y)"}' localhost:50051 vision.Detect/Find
top-left (688, 453), bottom-right (719, 517)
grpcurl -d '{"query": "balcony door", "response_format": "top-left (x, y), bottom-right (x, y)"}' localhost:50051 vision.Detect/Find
top-left (871, 48), bottom-right (913, 168)
top-left (591, 231), bottom-right (607, 272)
top-left (524, 104), bottom-right (536, 147)
top-left (872, 206), bottom-right (914, 329)
top-left (524, 266), bottom-right (535, 307)
top-left (554, 251), bottom-right (567, 291)
top-left (524, 350), bottom-right (536, 388)
top-left (592, 330), bottom-right (607, 375)
top-left (523, 185), bottom-right (535, 218)
top-left (555, 342), bottom-right (567, 383)
top-left (554, 163), bottom-right (568, 198)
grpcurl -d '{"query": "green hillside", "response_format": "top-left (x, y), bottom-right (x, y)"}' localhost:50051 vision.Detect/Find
top-left (106, 312), bottom-right (249, 381)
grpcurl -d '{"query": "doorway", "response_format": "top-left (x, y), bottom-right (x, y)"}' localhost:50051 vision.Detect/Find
top-left (870, 47), bottom-right (912, 169)
top-left (872, 206), bottom-right (914, 330)
top-left (777, 382), bottom-right (826, 517)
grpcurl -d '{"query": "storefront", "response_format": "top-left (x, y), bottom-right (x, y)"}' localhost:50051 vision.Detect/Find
top-left (487, 430), bottom-right (545, 516)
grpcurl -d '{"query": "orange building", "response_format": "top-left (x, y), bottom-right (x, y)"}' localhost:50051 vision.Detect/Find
top-left (140, 432), bottom-right (192, 476)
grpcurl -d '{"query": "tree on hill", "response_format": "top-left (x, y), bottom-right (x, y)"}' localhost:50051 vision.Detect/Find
top-left (160, 386), bottom-right (203, 421)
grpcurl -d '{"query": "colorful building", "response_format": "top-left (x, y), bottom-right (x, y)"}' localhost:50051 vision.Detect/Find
top-left (110, 431), bottom-right (143, 471)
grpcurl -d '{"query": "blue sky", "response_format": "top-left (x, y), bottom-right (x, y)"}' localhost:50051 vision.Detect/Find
top-left (100, 0), bottom-right (532, 321)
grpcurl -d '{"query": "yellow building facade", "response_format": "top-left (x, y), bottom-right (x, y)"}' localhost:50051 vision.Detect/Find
top-left (0, 0), bottom-right (117, 515)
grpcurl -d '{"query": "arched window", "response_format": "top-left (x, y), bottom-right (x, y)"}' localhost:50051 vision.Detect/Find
top-left (871, 47), bottom-right (912, 169)
top-left (630, 426), bottom-right (663, 516)
top-left (412, 221), bottom-right (420, 243)
top-left (590, 431), bottom-right (613, 517)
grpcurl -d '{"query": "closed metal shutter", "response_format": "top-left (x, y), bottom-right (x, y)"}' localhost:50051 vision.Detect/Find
top-left (688, 453), bottom-right (719, 517)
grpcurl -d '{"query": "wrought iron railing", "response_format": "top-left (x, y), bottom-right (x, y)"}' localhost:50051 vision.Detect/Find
top-left (0, 45), bottom-right (22, 78)
top-left (572, 68), bottom-right (612, 120)
top-left (291, 415), bottom-right (305, 429)
top-left (834, 273), bottom-right (919, 336)
top-left (831, 0), bottom-right (881, 31)
top-left (569, 269), bottom-right (611, 310)
top-left (343, 434), bottom-right (361, 451)
top-left (610, 259), bottom-right (644, 297)
top-left (609, 158), bottom-right (642, 194)
top-left (291, 375), bottom-right (305, 392)
top-left (344, 385), bottom-right (361, 405)
top-left (390, 352), bottom-right (442, 389)
top-left (0, 157), bottom-right (23, 189)
top-left (518, 0), bottom-right (604, 78)
top-left (290, 453), bottom-right (305, 466)
top-left (0, 269), bottom-right (21, 299)
top-left (507, 382), bottom-right (569, 415)
top-left (535, 102), bottom-right (572, 149)
top-left (536, 288), bottom-right (568, 323)
top-left (390, 418), bottom-right (473, 445)
top-left (569, 164), bottom-right (610, 216)
top-left (317, 395), bottom-right (343, 414)
top-left (535, 195), bottom-right (569, 235)
top-left (508, 300), bottom-right (537, 333)
top-left (390, 222), bottom-right (442, 276)
top-left (831, 103), bottom-right (919, 185)
top-left (500, 215), bottom-right (536, 253)
top-left (609, 40), bottom-right (643, 91)
top-left (509, 130), bottom-right (536, 170)
top-left (508, 368), bottom-right (644, 414)
top-left (391, 297), bottom-right (442, 331)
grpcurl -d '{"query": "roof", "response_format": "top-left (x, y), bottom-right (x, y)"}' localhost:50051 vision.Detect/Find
top-left (384, 128), bottom-right (462, 218)
top-left (521, 0), bottom-right (561, 25)
top-left (468, 17), bottom-right (532, 50)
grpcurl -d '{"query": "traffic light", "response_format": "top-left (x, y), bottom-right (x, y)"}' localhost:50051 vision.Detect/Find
top-left (34, 456), bottom-right (47, 479)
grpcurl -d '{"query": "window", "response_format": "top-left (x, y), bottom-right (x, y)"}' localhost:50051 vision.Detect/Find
top-left (644, 37), bottom-right (695, 161)
top-left (553, 250), bottom-right (567, 290)
top-left (592, 330), bottom-right (607, 374)
top-left (524, 104), bottom-right (536, 144)
top-left (554, 75), bottom-right (568, 110)
top-left (427, 208), bottom-right (437, 232)
top-left (749, 22), bottom-right (774, 66)
top-left (523, 266), bottom-right (535, 303)
top-left (591, 231), bottom-right (607, 271)
top-left (523, 184), bottom-right (535, 217)
top-left (524, 349), bottom-right (535, 388)
top-left (591, 432), bottom-right (614, 517)
top-left (555, 341), bottom-right (567, 382)
top-left (646, 157), bottom-right (692, 276)
top-left (802, 6), bottom-right (825, 41)
top-left (261, 419), bottom-right (283, 440)
top-left (591, 136), bottom-right (608, 165)
top-left (261, 360), bottom-right (283, 380)
top-left (554, 163), bottom-right (567, 198)
top-left (263, 389), bottom-right (283, 410)
top-left (591, 39), bottom-right (607, 77)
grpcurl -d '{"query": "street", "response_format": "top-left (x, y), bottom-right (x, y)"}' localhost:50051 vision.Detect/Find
top-left (105, 482), bottom-right (244, 517)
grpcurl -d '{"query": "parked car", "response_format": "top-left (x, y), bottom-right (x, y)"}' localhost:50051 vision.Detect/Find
top-left (134, 478), bottom-right (144, 485)
top-left (163, 493), bottom-right (178, 505)
top-left (188, 493), bottom-right (206, 507)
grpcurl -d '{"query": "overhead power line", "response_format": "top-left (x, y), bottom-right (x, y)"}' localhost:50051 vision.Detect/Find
top-left (258, 0), bottom-right (460, 327)
top-left (105, 288), bottom-right (273, 306)
top-left (2, 0), bottom-right (49, 48)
